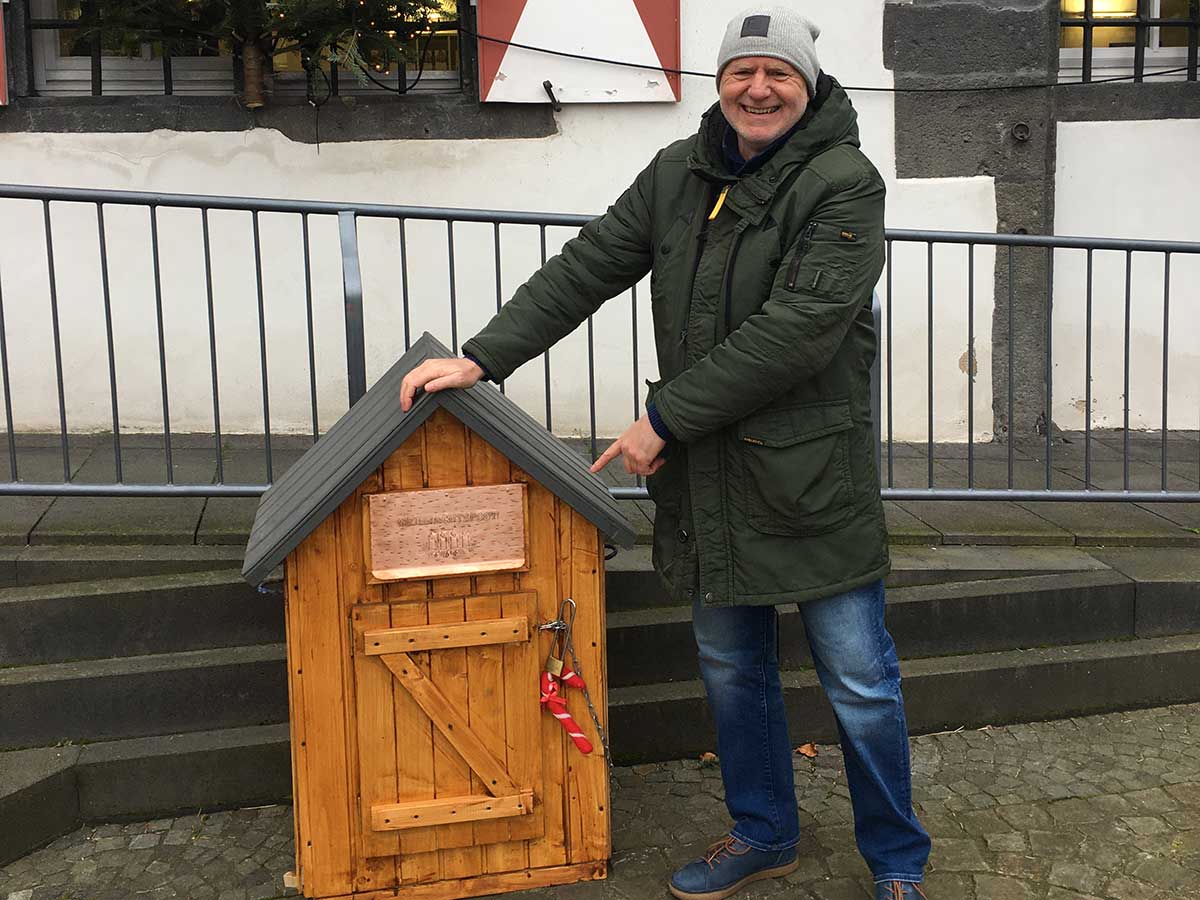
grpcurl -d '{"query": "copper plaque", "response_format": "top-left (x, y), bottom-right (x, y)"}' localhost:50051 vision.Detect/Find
top-left (366, 484), bottom-right (528, 581)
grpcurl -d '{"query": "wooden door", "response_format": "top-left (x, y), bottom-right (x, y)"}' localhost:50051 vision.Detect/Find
top-left (352, 590), bottom-right (546, 859)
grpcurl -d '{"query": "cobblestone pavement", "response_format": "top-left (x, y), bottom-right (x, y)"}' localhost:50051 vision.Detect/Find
top-left (4, 704), bottom-right (1200, 900)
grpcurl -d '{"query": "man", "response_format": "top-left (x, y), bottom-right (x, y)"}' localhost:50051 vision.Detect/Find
top-left (400, 8), bottom-right (931, 899)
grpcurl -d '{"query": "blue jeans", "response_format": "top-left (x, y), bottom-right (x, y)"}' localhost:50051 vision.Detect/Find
top-left (692, 579), bottom-right (930, 884)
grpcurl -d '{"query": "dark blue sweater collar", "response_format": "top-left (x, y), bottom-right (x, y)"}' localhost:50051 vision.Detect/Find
top-left (722, 118), bottom-right (805, 176)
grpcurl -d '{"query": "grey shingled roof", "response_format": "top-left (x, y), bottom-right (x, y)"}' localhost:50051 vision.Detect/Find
top-left (241, 332), bottom-right (636, 585)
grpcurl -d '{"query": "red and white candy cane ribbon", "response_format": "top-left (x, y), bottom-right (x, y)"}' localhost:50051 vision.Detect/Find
top-left (540, 670), bottom-right (593, 754)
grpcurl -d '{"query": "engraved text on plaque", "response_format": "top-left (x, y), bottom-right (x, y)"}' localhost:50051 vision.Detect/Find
top-left (366, 483), bottom-right (528, 581)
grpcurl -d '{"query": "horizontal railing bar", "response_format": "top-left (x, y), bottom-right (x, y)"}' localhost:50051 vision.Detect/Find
top-left (3, 483), bottom-right (1197, 502)
top-left (4, 185), bottom-right (1198, 254)
top-left (880, 488), bottom-right (1200, 503)
top-left (0, 185), bottom-right (595, 228)
top-left (612, 487), bottom-right (1200, 503)
top-left (0, 483), bottom-right (270, 497)
top-left (883, 228), bottom-right (1200, 254)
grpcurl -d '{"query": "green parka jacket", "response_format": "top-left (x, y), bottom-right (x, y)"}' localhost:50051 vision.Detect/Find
top-left (463, 75), bottom-right (890, 607)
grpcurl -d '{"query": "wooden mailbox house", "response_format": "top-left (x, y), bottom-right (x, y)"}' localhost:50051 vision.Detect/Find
top-left (242, 334), bottom-right (635, 900)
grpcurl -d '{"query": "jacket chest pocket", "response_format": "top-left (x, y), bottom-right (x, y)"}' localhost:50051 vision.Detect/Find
top-left (738, 400), bottom-right (855, 535)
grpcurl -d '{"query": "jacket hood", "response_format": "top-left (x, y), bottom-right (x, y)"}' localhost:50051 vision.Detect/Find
top-left (689, 72), bottom-right (860, 183)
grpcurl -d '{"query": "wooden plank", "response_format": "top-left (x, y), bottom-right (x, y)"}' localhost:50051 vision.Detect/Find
top-left (564, 511), bottom-right (610, 865)
top-left (350, 602), bottom-right (401, 865)
top-left (422, 409), bottom-right (483, 875)
top-left (292, 519), bottom-right (355, 898)
top-left (379, 652), bottom-right (520, 796)
top-left (382, 433), bottom-right (440, 882)
top-left (518, 470), bottom-right (568, 870)
top-left (324, 860), bottom-right (607, 900)
top-left (497, 589), bottom-right (545, 848)
top-left (338, 472), bottom-right (403, 884)
top-left (363, 616), bottom-right (529, 655)
top-left (465, 429), bottom-right (529, 873)
top-left (372, 791), bottom-right (533, 832)
top-left (283, 558), bottom-right (312, 893)
top-left (464, 592), bottom-right (510, 851)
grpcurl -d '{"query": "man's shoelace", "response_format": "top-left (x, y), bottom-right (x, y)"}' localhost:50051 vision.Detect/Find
top-left (882, 881), bottom-right (927, 900)
top-left (701, 836), bottom-right (751, 869)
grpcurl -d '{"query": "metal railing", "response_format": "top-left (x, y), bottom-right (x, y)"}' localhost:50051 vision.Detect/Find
top-left (0, 182), bottom-right (1197, 504)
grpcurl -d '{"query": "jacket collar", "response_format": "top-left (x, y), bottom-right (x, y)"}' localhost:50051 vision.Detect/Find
top-left (688, 73), bottom-right (860, 226)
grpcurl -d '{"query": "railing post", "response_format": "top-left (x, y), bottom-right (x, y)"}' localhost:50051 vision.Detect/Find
top-left (339, 210), bottom-right (367, 407)
top-left (871, 291), bottom-right (882, 479)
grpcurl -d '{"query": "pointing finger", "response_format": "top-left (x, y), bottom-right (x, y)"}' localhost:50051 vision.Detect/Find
top-left (589, 441), bottom-right (621, 474)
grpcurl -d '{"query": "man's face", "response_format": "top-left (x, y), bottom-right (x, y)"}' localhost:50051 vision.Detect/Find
top-left (718, 56), bottom-right (810, 158)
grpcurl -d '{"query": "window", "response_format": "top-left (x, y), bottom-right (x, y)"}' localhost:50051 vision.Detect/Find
top-left (27, 0), bottom-right (461, 98)
top-left (1059, 0), bottom-right (1200, 82)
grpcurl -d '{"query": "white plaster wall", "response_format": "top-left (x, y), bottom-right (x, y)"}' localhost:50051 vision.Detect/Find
top-left (1053, 119), bottom-right (1200, 432)
top-left (0, 0), bottom-right (995, 441)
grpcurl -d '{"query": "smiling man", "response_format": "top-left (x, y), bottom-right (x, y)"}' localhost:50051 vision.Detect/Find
top-left (400, 7), bottom-right (930, 899)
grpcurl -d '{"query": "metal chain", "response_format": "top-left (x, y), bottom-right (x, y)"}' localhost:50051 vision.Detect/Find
top-left (538, 617), bottom-right (612, 770)
top-left (565, 630), bottom-right (613, 771)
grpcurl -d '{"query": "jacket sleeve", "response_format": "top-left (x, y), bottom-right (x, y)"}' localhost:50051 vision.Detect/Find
top-left (651, 171), bottom-right (885, 444)
top-left (460, 154), bottom-right (658, 382)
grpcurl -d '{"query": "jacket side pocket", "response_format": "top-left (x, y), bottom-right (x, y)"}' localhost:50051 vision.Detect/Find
top-left (738, 399), bottom-right (855, 536)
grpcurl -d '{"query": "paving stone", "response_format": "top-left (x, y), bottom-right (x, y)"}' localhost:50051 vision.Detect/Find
top-left (1047, 861), bottom-right (1103, 894)
top-left (806, 877), bottom-right (872, 899)
top-left (1121, 816), bottom-right (1171, 836)
top-left (1030, 829), bottom-right (1085, 856)
top-left (1098, 875), bottom-right (1166, 900)
top-left (973, 873), bottom-right (1038, 900)
top-left (929, 837), bottom-right (989, 872)
top-left (1128, 854), bottom-right (1194, 889)
top-left (984, 832), bottom-right (1026, 853)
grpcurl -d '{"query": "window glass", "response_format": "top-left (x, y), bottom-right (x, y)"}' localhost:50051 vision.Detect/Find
top-left (1159, 0), bottom-right (1192, 46)
top-left (1060, 0), bottom-right (1142, 48)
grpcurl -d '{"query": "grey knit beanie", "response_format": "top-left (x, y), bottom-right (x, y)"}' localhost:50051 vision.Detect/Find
top-left (716, 7), bottom-right (821, 95)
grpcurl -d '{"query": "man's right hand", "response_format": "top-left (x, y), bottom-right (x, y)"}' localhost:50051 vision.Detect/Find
top-left (399, 357), bottom-right (484, 412)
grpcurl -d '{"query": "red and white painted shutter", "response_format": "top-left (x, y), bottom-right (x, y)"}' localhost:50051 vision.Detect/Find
top-left (477, 0), bottom-right (680, 103)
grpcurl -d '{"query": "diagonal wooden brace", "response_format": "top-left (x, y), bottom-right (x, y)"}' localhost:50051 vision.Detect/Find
top-left (378, 651), bottom-right (520, 797)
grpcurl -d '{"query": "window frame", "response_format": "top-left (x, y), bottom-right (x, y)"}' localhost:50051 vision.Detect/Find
top-left (1057, 0), bottom-right (1199, 82)
top-left (27, 0), bottom-right (461, 98)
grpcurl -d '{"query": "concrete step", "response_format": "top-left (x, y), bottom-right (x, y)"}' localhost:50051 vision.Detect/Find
top-left (610, 570), bottom-right (1135, 687)
top-left (604, 543), bottom-right (1116, 612)
top-left (4, 566), bottom-right (1180, 746)
top-left (0, 544), bottom-right (245, 588)
top-left (0, 645), bottom-right (287, 750)
top-left (609, 632), bottom-right (1200, 764)
top-left (0, 724), bottom-right (290, 866)
top-left (0, 571), bottom-right (282, 666)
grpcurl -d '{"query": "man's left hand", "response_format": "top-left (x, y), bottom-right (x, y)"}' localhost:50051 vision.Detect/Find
top-left (590, 416), bottom-right (667, 476)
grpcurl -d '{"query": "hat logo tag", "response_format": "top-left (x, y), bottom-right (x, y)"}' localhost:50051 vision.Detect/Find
top-left (740, 15), bottom-right (771, 38)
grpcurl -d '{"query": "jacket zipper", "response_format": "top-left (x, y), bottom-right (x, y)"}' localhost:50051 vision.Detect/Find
top-left (722, 229), bottom-right (746, 339)
top-left (682, 187), bottom-right (720, 347)
top-left (785, 221), bottom-right (819, 290)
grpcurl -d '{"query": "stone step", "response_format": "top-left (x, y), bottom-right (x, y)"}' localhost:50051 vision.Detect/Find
top-left (0, 645), bottom-right (287, 751)
top-left (0, 724), bottom-right (290, 867)
top-left (608, 632), bottom-right (1200, 764)
top-left (611, 570), bottom-right (1136, 687)
top-left (0, 571), bottom-right (281, 666)
top-left (7, 632), bottom-right (1200, 859)
top-left (0, 544), bottom-right (246, 588)
top-left (3, 567), bottom-right (1181, 747)
top-left (604, 543), bottom-right (1117, 612)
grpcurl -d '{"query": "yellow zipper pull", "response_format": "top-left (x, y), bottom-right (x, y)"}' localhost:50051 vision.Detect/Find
top-left (708, 185), bottom-right (731, 221)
